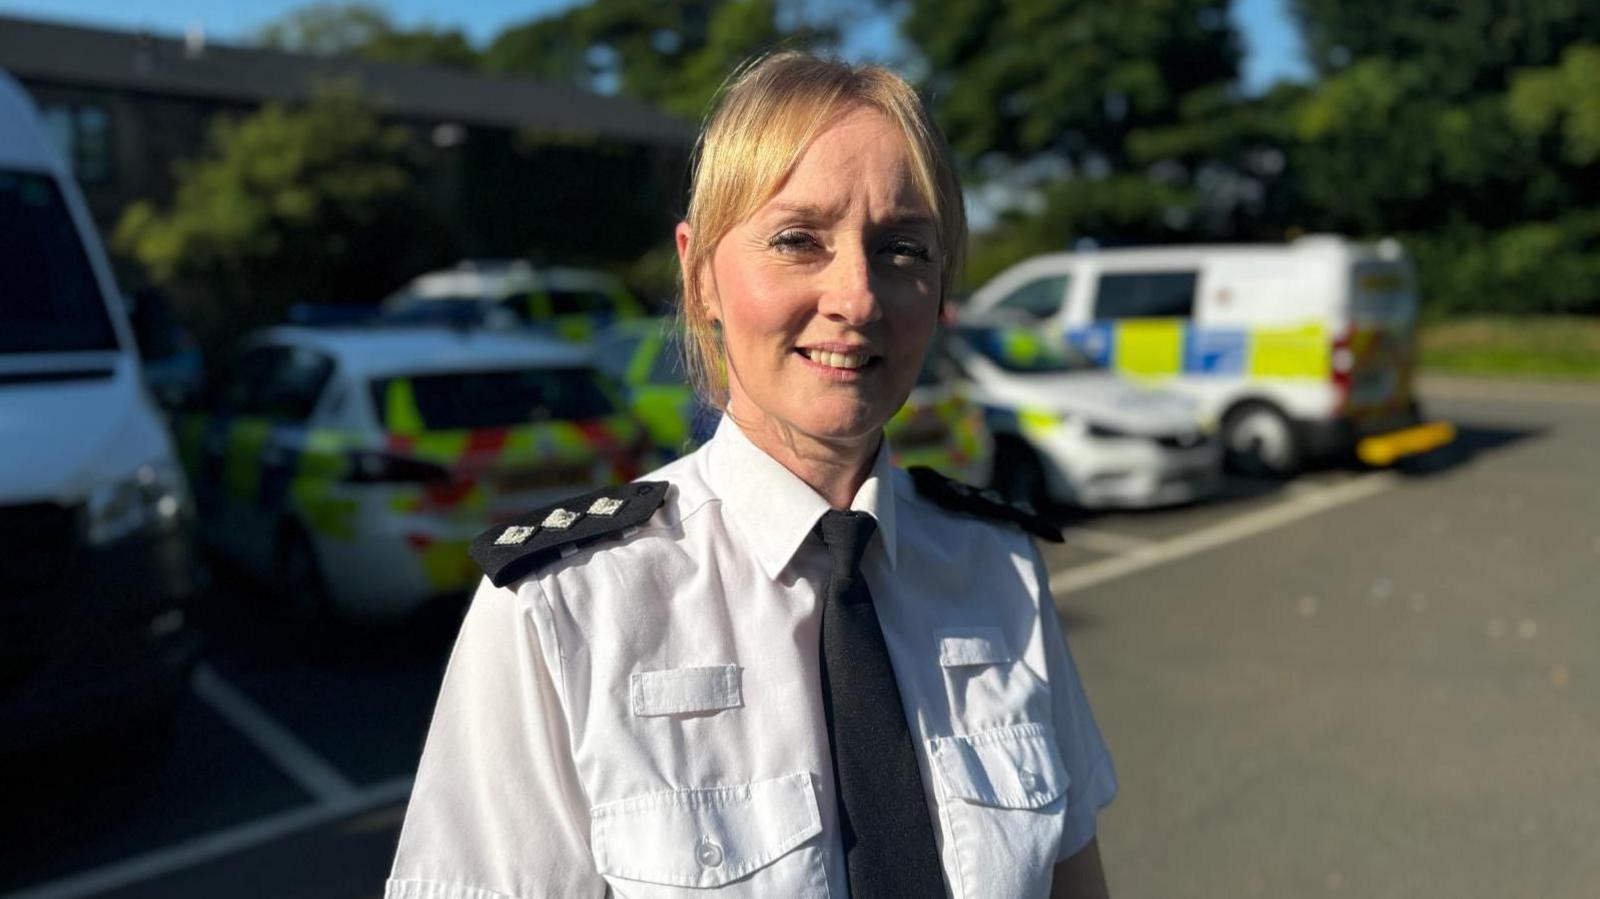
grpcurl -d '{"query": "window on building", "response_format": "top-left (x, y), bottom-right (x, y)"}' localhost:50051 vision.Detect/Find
top-left (38, 103), bottom-right (113, 184)
top-left (1092, 271), bottom-right (1198, 319)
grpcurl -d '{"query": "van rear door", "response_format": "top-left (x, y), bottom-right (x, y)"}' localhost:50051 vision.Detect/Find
top-left (1341, 261), bottom-right (1419, 427)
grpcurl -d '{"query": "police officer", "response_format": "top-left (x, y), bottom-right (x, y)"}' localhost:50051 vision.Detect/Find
top-left (386, 52), bottom-right (1116, 899)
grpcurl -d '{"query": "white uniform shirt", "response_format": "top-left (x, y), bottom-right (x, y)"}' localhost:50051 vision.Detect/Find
top-left (386, 419), bottom-right (1117, 899)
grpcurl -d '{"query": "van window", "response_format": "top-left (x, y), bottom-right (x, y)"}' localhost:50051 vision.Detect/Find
top-left (991, 276), bottom-right (1069, 320)
top-left (1092, 271), bottom-right (1197, 319)
top-left (547, 288), bottom-right (612, 317)
top-left (0, 170), bottom-right (117, 354)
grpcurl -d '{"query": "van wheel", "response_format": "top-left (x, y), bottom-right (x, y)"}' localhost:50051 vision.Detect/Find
top-left (1223, 403), bottom-right (1302, 478)
top-left (991, 439), bottom-right (1049, 509)
top-left (277, 524), bottom-right (335, 621)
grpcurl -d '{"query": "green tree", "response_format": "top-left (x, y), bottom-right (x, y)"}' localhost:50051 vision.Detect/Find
top-left (113, 88), bottom-right (453, 352)
top-left (257, 2), bottom-right (479, 69)
top-left (1283, 4), bottom-right (1600, 314)
top-left (897, 0), bottom-right (1252, 278)
top-left (484, 0), bottom-right (835, 118)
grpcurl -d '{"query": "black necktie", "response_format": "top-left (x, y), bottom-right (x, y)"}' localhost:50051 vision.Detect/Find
top-left (816, 510), bottom-right (946, 897)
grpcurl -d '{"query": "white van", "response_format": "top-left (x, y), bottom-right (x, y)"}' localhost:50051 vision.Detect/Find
top-left (0, 71), bottom-right (199, 752)
top-left (964, 236), bottom-right (1454, 475)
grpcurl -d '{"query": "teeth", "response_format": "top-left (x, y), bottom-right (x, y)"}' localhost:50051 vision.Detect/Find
top-left (807, 350), bottom-right (869, 370)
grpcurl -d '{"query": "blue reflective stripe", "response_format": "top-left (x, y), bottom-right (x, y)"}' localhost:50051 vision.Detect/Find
top-left (1065, 324), bottom-right (1115, 367)
top-left (257, 425), bottom-right (307, 512)
top-left (1184, 328), bottom-right (1248, 375)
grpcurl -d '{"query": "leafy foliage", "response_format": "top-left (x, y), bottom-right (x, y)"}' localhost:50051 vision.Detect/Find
top-left (256, 2), bottom-right (479, 69)
top-left (113, 88), bottom-right (453, 353)
top-left (485, 0), bottom-right (835, 119)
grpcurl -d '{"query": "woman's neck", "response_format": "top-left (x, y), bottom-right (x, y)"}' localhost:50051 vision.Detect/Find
top-left (729, 409), bottom-right (879, 510)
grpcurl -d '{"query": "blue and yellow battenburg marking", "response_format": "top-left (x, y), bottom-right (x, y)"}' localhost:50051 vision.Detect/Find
top-left (1065, 321), bottom-right (1332, 379)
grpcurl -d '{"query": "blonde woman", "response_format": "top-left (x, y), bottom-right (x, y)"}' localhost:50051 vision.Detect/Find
top-left (387, 52), bottom-right (1116, 899)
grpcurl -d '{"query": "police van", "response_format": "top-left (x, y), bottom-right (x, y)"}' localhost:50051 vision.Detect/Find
top-left (0, 71), bottom-right (200, 752)
top-left (964, 236), bottom-right (1454, 475)
top-left (382, 259), bottom-right (648, 342)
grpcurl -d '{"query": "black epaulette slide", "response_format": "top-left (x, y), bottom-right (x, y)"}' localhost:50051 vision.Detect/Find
top-left (470, 481), bottom-right (670, 588)
top-left (907, 466), bottom-right (1062, 543)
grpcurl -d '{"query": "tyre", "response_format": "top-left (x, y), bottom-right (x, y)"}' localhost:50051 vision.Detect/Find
top-left (990, 438), bottom-right (1049, 509)
top-left (1222, 402), bottom-right (1302, 478)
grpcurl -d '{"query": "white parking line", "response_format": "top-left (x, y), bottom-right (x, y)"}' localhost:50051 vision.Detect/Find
top-left (190, 663), bottom-right (358, 804)
top-left (0, 778), bottom-right (412, 899)
top-left (1050, 472), bottom-right (1400, 596)
top-left (1060, 526), bottom-right (1156, 556)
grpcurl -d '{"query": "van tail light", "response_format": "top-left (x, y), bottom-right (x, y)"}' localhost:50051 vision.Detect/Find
top-left (1330, 331), bottom-right (1354, 412)
top-left (345, 450), bottom-right (451, 484)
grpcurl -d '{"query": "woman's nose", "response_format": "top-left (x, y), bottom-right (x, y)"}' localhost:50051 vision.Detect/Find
top-left (818, 245), bottom-right (882, 326)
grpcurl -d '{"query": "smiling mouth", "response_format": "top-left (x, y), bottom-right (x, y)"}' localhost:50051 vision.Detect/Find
top-left (797, 348), bottom-right (878, 370)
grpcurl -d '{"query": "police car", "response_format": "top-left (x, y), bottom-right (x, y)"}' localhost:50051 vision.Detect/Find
top-left (948, 321), bottom-right (1222, 509)
top-left (174, 326), bottom-right (649, 620)
top-left (593, 319), bottom-right (993, 483)
top-left (382, 259), bottom-right (648, 342)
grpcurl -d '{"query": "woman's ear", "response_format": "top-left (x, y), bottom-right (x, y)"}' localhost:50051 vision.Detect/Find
top-left (676, 221), bottom-right (717, 322)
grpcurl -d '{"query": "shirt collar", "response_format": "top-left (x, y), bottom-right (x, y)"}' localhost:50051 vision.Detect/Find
top-left (706, 417), bottom-right (899, 580)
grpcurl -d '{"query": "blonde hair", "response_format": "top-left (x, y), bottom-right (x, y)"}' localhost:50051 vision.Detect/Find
top-left (677, 51), bottom-right (966, 408)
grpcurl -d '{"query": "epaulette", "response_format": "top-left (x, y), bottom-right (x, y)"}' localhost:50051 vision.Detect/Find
top-left (470, 481), bottom-right (670, 588)
top-left (907, 466), bottom-right (1062, 543)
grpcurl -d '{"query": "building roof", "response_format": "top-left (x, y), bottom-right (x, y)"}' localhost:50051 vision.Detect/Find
top-left (0, 14), bottom-right (694, 147)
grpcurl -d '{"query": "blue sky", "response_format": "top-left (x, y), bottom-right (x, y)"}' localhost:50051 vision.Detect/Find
top-left (2, 0), bottom-right (1312, 93)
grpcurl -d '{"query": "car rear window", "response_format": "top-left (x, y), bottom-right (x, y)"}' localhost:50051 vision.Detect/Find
top-left (0, 169), bottom-right (118, 354)
top-left (370, 367), bottom-right (617, 431)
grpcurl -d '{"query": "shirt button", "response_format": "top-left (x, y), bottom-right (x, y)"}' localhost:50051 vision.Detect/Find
top-left (695, 836), bottom-right (724, 868)
top-left (1018, 767), bottom-right (1041, 793)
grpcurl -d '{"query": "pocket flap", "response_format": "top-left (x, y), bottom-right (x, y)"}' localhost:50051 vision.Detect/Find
top-left (630, 665), bottom-right (742, 717)
top-left (590, 773), bottom-right (822, 888)
top-left (929, 722), bottom-right (1068, 809)
top-left (938, 627), bottom-right (1013, 667)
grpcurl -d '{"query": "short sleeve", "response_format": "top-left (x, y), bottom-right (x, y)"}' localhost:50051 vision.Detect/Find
top-left (1032, 549), bottom-right (1119, 862)
top-left (386, 577), bottom-right (605, 899)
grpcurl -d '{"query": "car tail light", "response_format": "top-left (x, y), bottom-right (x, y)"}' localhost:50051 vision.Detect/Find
top-left (1330, 331), bottom-right (1354, 413)
top-left (345, 451), bottom-right (451, 484)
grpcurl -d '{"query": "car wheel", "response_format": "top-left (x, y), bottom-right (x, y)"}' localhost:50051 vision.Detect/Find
top-left (1223, 402), bottom-right (1302, 478)
top-left (277, 524), bottom-right (335, 621)
top-left (991, 439), bottom-right (1049, 509)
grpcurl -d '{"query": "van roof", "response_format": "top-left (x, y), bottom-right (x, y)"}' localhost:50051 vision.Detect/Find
top-left (1012, 236), bottom-right (1406, 268)
top-left (0, 70), bottom-right (66, 174)
top-left (253, 325), bottom-right (594, 380)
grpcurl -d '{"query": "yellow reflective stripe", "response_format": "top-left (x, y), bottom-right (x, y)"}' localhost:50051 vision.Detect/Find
top-left (1000, 329), bottom-right (1044, 367)
top-left (627, 333), bottom-right (661, 386)
top-left (1018, 408), bottom-right (1057, 437)
top-left (1250, 324), bottom-right (1329, 377)
top-left (290, 429), bottom-right (359, 538)
top-left (384, 379), bottom-right (426, 435)
top-left (634, 387), bottom-right (690, 450)
top-left (416, 539), bottom-right (476, 591)
top-left (223, 418), bottom-right (272, 501)
top-left (1115, 319), bottom-right (1184, 377)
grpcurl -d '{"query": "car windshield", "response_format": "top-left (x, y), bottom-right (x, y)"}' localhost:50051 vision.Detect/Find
top-left (0, 169), bottom-right (118, 354)
top-left (956, 325), bottom-right (1098, 374)
top-left (369, 367), bottom-right (617, 430)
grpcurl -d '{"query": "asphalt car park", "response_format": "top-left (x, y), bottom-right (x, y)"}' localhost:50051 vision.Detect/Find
top-left (3, 378), bottom-right (1595, 899)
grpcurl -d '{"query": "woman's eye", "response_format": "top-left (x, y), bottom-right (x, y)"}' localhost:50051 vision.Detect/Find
top-left (769, 230), bottom-right (819, 253)
top-left (884, 239), bottom-right (932, 262)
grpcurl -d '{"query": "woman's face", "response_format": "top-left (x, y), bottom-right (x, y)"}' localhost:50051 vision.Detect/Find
top-left (684, 105), bottom-right (942, 454)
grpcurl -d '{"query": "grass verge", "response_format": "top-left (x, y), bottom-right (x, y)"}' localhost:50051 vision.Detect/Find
top-left (1419, 316), bottom-right (1600, 380)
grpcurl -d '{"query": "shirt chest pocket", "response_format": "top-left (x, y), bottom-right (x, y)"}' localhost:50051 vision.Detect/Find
top-left (937, 628), bottom-right (1049, 730)
top-left (589, 773), bottom-right (831, 898)
top-left (928, 723), bottom-right (1069, 899)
